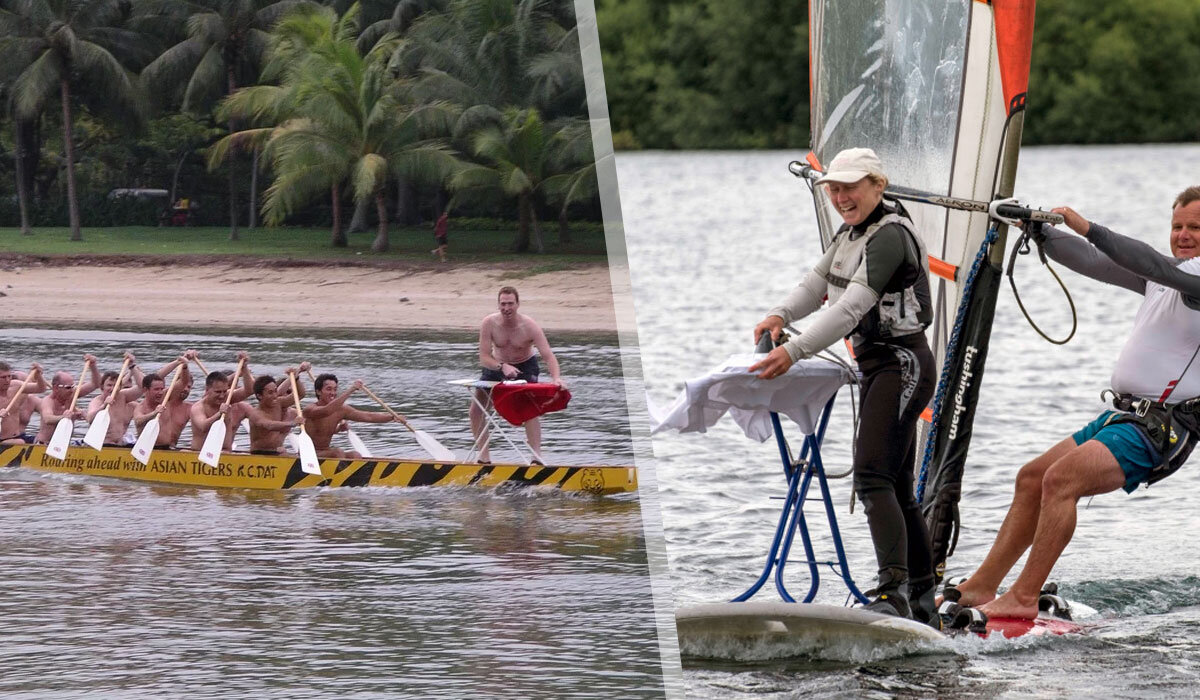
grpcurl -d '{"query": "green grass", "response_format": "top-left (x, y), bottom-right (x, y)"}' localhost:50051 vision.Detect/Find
top-left (0, 223), bottom-right (610, 264)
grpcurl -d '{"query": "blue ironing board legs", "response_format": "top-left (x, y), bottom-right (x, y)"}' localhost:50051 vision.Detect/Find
top-left (731, 395), bottom-right (869, 605)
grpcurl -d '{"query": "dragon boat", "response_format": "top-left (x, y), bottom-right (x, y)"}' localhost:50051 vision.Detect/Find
top-left (0, 443), bottom-right (637, 495)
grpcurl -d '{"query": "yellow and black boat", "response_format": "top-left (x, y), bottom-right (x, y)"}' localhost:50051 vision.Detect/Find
top-left (0, 444), bottom-right (637, 495)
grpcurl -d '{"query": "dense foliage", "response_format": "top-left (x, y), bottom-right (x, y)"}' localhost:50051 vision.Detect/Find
top-left (0, 0), bottom-right (599, 252)
top-left (596, 0), bottom-right (1200, 149)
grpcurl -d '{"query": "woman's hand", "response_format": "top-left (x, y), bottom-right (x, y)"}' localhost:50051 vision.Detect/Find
top-left (753, 316), bottom-right (785, 344)
top-left (748, 346), bottom-right (794, 380)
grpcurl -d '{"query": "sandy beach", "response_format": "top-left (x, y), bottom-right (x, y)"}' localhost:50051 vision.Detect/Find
top-left (0, 257), bottom-right (622, 333)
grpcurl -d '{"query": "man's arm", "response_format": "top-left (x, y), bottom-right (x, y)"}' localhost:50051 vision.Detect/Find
top-left (17, 365), bottom-right (47, 394)
top-left (133, 401), bottom-right (158, 429)
top-left (477, 319), bottom-right (501, 371)
top-left (529, 323), bottom-right (562, 384)
top-left (246, 404), bottom-right (301, 433)
top-left (79, 355), bottom-right (102, 396)
top-left (190, 402), bottom-right (226, 433)
top-left (304, 381), bottom-right (361, 419)
top-left (1039, 224), bottom-right (1146, 294)
top-left (229, 352), bottom-right (254, 403)
top-left (342, 406), bottom-right (398, 424)
top-left (1083, 223), bottom-right (1200, 304)
top-left (39, 395), bottom-right (75, 426)
top-left (85, 395), bottom-right (105, 423)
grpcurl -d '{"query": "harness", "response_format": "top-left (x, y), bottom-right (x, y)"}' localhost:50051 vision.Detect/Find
top-left (825, 204), bottom-right (932, 342)
top-left (1101, 391), bottom-right (1200, 485)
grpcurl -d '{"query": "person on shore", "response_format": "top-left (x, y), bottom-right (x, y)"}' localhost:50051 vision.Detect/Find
top-left (245, 372), bottom-right (306, 454)
top-left (945, 188), bottom-right (1200, 620)
top-left (0, 362), bottom-right (46, 444)
top-left (302, 374), bottom-right (401, 458)
top-left (85, 352), bottom-right (147, 446)
top-left (748, 148), bottom-right (939, 624)
top-left (431, 211), bottom-right (449, 263)
top-left (470, 286), bottom-right (565, 464)
top-left (33, 357), bottom-right (103, 445)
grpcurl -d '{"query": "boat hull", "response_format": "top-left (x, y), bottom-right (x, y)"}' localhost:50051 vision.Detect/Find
top-left (0, 444), bottom-right (637, 494)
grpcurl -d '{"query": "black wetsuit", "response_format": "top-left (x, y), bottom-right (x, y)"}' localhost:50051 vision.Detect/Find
top-left (843, 205), bottom-right (937, 590)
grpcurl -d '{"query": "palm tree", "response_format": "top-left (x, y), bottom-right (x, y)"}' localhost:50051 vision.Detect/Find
top-left (540, 117), bottom-right (597, 245)
top-left (451, 106), bottom-right (560, 253)
top-left (140, 0), bottom-right (314, 240)
top-left (0, 0), bottom-right (147, 241)
top-left (210, 4), bottom-right (460, 252)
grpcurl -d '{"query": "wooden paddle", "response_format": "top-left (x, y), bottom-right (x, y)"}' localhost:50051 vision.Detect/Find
top-left (360, 384), bottom-right (457, 462)
top-left (305, 368), bottom-right (371, 457)
top-left (288, 371), bottom-right (322, 476)
top-left (198, 358), bottom-right (245, 467)
top-left (192, 357), bottom-right (210, 376)
top-left (82, 356), bottom-right (133, 450)
top-left (131, 365), bottom-right (183, 465)
top-left (46, 360), bottom-right (91, 461)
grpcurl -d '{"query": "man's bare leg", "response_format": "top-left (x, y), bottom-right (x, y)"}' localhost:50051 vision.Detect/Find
top-left (945, 438), bottom-right (1076, 607)
top-left (979, 440), bottom-right (1125, 619)
top-left (524, 417), bottom-right (542, 463)
top-left (469, 389), bottom-right (491, 462)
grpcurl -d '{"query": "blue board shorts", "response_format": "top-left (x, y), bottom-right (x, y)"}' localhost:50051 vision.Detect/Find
top-left (1073, 411), bottom-right (1160, 493)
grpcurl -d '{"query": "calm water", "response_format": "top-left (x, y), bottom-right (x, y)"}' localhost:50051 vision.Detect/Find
top-left (619, 144), bottom-right (1200, 697)
top-left (0, 329), bottom-right (667, 698)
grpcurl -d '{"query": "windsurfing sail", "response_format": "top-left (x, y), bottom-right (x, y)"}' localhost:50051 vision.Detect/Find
top-left (806, 0), bottom-right (1040, 583)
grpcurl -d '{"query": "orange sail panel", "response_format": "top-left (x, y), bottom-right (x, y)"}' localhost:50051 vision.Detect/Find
top-left (993, 0), bottom-right (1038, 115)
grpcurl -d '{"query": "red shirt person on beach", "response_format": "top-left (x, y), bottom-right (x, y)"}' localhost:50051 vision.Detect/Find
top-left (431, 212), bottom-right (449, 262)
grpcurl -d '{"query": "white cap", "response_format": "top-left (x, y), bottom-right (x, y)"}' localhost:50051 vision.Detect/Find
top-left (813, 147), bottom-right (885, 185)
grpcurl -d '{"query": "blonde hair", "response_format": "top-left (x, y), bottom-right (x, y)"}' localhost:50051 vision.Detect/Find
top-left (866, 173), bottom-right (889, 189)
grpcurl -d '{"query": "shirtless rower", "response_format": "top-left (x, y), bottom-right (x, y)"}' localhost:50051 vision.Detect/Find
top-left (86, 352), bottom-right (143, 446)
top-left (303, 374), bottom-right (401, 458)
top-left (0, 362), bottom-right (46, 444)
top-left (33, 357), bottom-right (102, 445)
top-left (189, 370), bottom-right (244, 451)
top-left (133, 352), bottom-right (194, 437)
top-left (244, 372), bottom-right (306, 454)
top-left (470, 286), bottom-right (564, 463)
top-left (144, 364), bottom-right (194, 449)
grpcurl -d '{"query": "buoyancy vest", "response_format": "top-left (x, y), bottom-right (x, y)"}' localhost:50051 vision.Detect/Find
top-left (822, 205), bottom-right (933, 344)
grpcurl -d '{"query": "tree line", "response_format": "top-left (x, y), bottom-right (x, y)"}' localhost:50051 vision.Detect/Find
top-left (0, 0), bottom-right (598, 253)
top-left (596, 0), bottom-right (1200, 149)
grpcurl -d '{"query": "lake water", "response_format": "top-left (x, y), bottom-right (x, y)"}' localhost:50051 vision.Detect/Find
top-left (618, 144), bottom-right (1200, 697)
top-left (0, 328), bottom-right (669, 698)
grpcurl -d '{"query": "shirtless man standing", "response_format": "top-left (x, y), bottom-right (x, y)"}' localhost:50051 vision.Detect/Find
top-left (244, 372), bottom-right (305, 454)
top-left (0, 362), bottom-right (46, 444)
top-left (303, 374), bottom-right (400, 458)
top-left (470, 286), bottom-right (564, 463)
top-left (33, 357), bottom-right (102, 445)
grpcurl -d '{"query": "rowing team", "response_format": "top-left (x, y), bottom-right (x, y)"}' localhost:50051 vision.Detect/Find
top-left (0, 350), bottom-right (403, 458)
